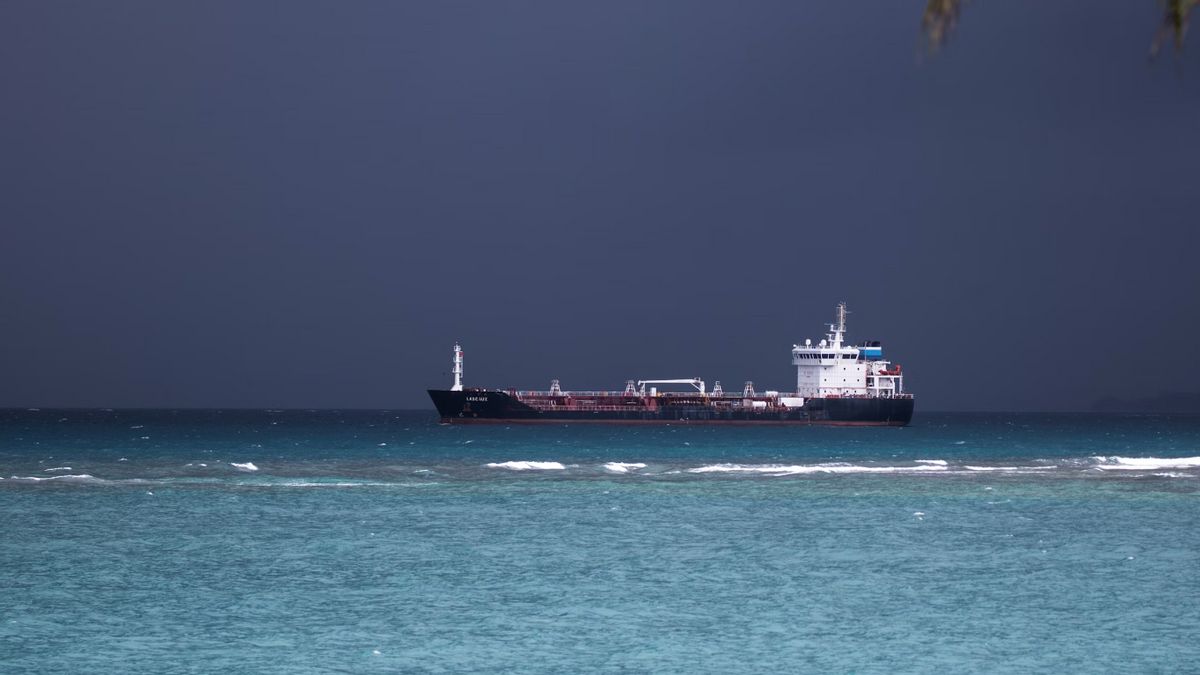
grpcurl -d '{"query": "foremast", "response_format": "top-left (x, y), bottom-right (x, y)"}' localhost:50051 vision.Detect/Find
top-left (450, 343), bottom-right (464, 391)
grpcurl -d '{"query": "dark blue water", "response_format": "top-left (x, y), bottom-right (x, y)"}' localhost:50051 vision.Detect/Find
top-left (2, 410), bottom-right (1199, 672)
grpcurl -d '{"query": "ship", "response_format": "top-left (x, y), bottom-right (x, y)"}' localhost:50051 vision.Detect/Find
top-left (428, 303), bottom-right (914, 426)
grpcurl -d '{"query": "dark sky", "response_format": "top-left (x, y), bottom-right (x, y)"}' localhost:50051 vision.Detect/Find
top-left (2, 1), bottom-right (1197, 411)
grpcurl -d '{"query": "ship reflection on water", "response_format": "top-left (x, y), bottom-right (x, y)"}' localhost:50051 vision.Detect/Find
top-left (920, 0), bottom-right (1197, 59)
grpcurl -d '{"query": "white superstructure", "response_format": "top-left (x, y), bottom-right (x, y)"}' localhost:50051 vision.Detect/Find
top-left (791, 303), bottom-right (904, 398)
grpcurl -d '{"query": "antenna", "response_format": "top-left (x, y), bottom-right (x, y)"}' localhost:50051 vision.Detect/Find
top-left (828, 302), bottom-right (849, 348)
top-left (450, 343), bottom-right (464, 391)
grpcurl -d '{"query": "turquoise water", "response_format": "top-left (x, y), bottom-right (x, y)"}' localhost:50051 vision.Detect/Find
top-left (2, 410), bottom-right (1199, 673)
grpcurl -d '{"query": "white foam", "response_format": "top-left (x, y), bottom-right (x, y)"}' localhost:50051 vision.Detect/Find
top-left (1092, 456), bottom-right (1200, 471)
top-left (486, 461), bottom-right (565, 471)
top-left (916, 459), bottom-right (948, 466)
top-left (43, 466), bottom-right (73, 472)
top-left (230, 462), bottom-right (259, 472)
top-left (277, 481), bottom-right (384, 487)
top-left (252, 481), bottom-right (439, 488)
top-left (8, 474), bottom-right (98, 482)
top-left (603, 462), bottom-right (647, 473)
top-left (687, 463), bottom-right (948, 475)
top-left (964, 465), bottom-right (1058, 472)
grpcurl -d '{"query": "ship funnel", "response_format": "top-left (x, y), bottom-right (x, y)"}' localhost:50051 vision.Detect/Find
top-left (550, 379), bottom-right (562, 395)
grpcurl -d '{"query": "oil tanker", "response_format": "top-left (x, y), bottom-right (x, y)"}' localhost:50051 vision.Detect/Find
top-left (428, 304), bottom-right (913, 426)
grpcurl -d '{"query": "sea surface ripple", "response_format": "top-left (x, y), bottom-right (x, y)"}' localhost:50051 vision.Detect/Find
top-left (1, 409), bottom-right (1198, 673)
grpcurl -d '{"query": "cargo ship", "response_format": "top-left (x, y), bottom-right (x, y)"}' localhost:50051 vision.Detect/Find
top-left (428, 304), bottom-right (914, 426)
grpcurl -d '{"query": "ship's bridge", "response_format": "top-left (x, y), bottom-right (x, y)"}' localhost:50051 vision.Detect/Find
top-left (791, 304), bottom-right (904, 399)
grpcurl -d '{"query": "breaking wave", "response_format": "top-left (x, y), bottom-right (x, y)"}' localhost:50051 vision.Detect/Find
top-left (7, 474), bottom-right (102, 483)
top-left (1091, 456), bottom-right (1200, 471)
top-left (6, 456), bottom-right (1200, 487)
top-left (486, 461), bottom-right (566, 471)
top-left (603, 462), bottom-right (647, 473)
top-left (3, 475), bottom-right (438, 488)
top-left (687, 462), bottom-right (949, 475)
top-left (964, 465), bottom-right (1058, 472)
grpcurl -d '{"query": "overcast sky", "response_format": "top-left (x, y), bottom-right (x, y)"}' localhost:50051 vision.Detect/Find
top-left (2, 1), bottom-right (1197, 411)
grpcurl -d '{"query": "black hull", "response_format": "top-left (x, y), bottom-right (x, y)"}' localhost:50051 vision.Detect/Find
top-left (428, 390), bottom-right (914, 426)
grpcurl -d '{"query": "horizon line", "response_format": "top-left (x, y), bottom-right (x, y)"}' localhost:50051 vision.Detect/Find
top-left (3, 407), bottom-right (1197, 416)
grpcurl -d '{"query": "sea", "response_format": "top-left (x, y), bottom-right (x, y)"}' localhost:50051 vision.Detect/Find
top-left (1, 409), bottom-right (1198, 673)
